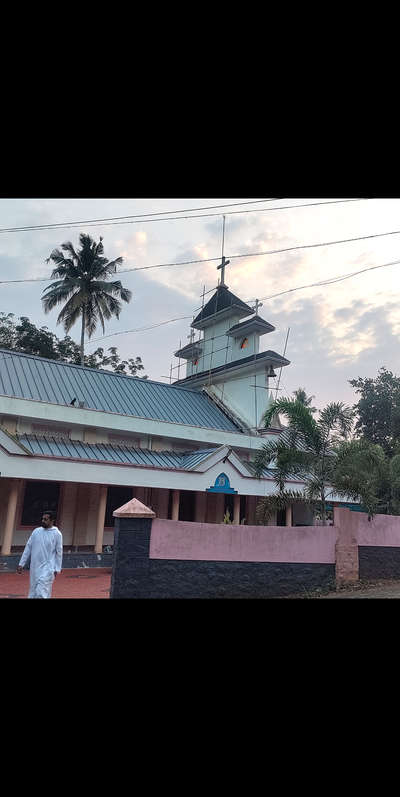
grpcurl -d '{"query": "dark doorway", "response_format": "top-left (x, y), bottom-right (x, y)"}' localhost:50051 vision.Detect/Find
top-left (179, 490), bottom-right (196, 522)
top-left (105, 486), bottom-right (133, 527)
top-left (240, 495), bottom-right (246, 523)
top-left (224, 493), bottom-right (234, 522)
top-left (21, 481), bottom-right (60, 527)
top-left (277, 508), bottom-right (286, 526)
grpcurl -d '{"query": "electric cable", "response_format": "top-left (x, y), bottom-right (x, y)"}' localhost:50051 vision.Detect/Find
top-left (0, 198), bottom-right (371, 235)
top-left (2, 219), bottom-right (399, 286)
top-left (0, 199), bottom-right (281, 234)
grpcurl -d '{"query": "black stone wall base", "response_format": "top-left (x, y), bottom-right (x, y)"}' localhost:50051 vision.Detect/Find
top-left (0, 553), bottom-right (113, 571)
top-left (359, 546), bottom-right (400, 580)
top-left (111, 558), bottom-right (335, 599)
top-left (110, 517), bottom-right (152, 598)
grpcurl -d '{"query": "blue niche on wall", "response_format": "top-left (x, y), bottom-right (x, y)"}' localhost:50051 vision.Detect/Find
top-left (206, 472), bottom-right (238, 494)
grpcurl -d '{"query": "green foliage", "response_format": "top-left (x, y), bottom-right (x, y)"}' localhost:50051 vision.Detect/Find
top-left (0, 312), bottom-right (147, 377)
top-left (253, 397), bottom-right (354, 524)
top-left (349, 367), bottom-right (400, 457)
top-left (331, 439), bottom-right (400, 517)
top-left (293, 387), bottom-right (317, 414)
top-left (42, 233), bottom-right (132, 364)
top-left (256, 490), bottom-right (313, 524)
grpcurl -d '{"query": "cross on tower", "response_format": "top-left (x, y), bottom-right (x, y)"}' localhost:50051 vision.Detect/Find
top-left (217, 255), bottom-right (230, 286)
top-left (217, 214), bottom-right (230, 286)
top-left (253, 298), bottom-right (263, 315)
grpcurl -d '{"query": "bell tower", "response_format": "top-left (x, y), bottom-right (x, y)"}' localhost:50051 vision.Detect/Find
top-left (173, 220), bottom-right (290, 430)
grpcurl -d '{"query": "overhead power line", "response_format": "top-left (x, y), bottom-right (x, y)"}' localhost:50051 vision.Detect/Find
top-left (88, 316), bottom-right (193, 344)
top-left (2, 222), bottom-right (399, 286)
top-left (0, 199), bottom-right (281, 234)
top-left (86, 254), bottom-right (400, 346)
top-left (0, 197), bottom-right (370, 235)
top-left (253, 256), bottom-right (400, 304)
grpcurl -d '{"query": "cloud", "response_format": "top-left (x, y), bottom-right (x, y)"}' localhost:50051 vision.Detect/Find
top-left (135, 231), bottom-right (147, 245)
top-left (262, 298), bottom-right (400, 412)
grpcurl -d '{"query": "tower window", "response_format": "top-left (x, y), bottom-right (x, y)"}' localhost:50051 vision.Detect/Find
top-left (240, 338), bottom-right (249, 349)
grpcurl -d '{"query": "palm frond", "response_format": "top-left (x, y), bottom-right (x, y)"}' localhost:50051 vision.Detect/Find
top-left (251, 440), bottom-right (280, 477)
top-left (96, 292), bottom-right (122, 318)
top-left (92, 296), bottom-right (106, 334)
top-left (93, 256), bottom-right (123, 277)
top-left (318, 402), bottom-right (353, 446)
top-left (56, 294), bottom-right (85, 333)
top-left (42, 282), bottom-right (81, 313)
top-left (263, 398), bottom-right (322, 453)
top-left (256, 490), bottom-right (311, 524)
top-left (88, 280), bottom-right (132, 303)
top-left (60, 241), bottom-right (80, 264)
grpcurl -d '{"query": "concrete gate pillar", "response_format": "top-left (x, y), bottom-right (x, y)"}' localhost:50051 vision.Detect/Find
top-left (334, 507), bottom-right (359, 585)
top-left (110, 497), bottom-right (156, 599)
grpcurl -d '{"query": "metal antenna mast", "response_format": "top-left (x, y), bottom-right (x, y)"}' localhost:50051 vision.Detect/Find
top-left (275, 327), bottom-right (290, 398)
top-left (217, 215), bottom-right (230, 286)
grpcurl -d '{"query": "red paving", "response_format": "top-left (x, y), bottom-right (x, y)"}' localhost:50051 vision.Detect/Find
top-left (0, 568), bottom-right (111, 599)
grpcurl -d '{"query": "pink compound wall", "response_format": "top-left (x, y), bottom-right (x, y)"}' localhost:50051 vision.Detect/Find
top-left (149, 518), bottom-right (337, 563)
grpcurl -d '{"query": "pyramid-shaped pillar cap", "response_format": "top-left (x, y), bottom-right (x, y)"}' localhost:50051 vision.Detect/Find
top-left (113, 497), bottom-right (156, 518)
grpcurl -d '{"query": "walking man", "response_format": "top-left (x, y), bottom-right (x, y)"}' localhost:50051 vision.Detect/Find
top-left (17, 511), bottom-right (63, 598)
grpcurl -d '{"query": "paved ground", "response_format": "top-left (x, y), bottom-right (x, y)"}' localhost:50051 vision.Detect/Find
top-left (2, 569), bottom-right (400, 599)
top-left (0, 568), bottom-right (111, 598)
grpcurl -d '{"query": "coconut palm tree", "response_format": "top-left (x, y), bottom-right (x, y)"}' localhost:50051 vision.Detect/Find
top-left (42, 234), bottom-right (132, 365)
top-left (293, 387), bottom-right (317, 414)
top-left (252, 397), bottom-right (354, 525)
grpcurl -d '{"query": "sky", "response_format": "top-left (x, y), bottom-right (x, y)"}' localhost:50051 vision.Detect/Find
top-left (0, 196), bottom-right (399, 413)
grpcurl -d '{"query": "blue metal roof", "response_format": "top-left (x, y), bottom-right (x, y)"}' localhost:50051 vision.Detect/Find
top-left (0, 348), bottom-right (241, 432)
top-left (18, 434), bottom-right (217, 470)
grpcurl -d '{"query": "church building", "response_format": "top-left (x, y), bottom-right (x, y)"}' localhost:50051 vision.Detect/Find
top-left (0, 264), bottom-right (319, 556)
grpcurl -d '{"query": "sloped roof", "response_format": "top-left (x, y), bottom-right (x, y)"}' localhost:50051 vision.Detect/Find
top-left (227, 315), bottom-right (275, 337)
top-left (17, 434), bottom-right (217, 470)
top-left (175, 349), bottom-right (290, 386)
top-left (0, 348), bottom-right (241, 433)
top-left (192, 285), bottom-right (253, 329)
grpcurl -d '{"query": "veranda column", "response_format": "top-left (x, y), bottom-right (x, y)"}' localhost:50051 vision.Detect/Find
top-left (94, 485), bottom-right (108, 553)
top-left (172, 490), bottom-right (180, 521)
top-left (233, 494), bottom-right (240, 525)
top-left (1, 479), bottom-right (21, 555)
top-left (285, 505), bottom-right (292, 527)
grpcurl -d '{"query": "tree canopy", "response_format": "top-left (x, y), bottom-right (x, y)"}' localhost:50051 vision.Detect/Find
top-left (252, 396), bottom-right (354, 524)
top-left (349, 367), bottom-right (400, 457)
top-left (0, 312), bottom-right (147, 378)
top-left (42, 233), bottom-right (132, 364)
